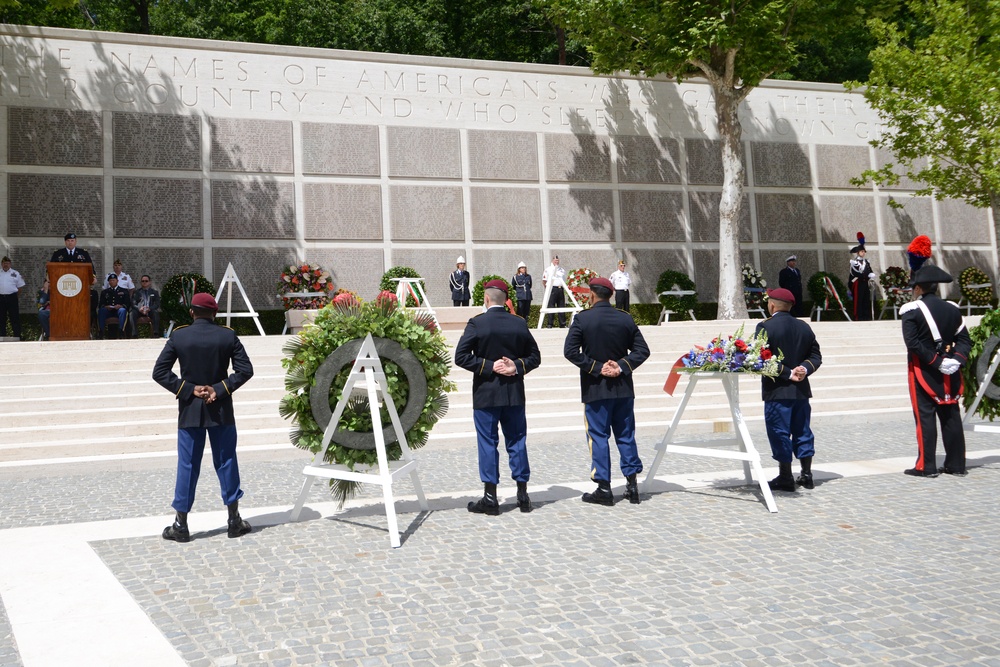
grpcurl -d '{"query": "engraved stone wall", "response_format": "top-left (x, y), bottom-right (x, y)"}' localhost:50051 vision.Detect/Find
top-left (880, 196), bottom-right (933, 243)
top-left (616, 136), bottom-right (681, 184)
top-left (686, 139), bottom-right (723, 186)
top-left (8, 108), bottom-right (102, 167)
top-left (937, 199), bottom-right (989, 244)
top-left (113, 112), bottom-right (200, 170)
top-left (755, 194), bottom-right (817, 243)
top-left (689, 192), bottom-right (752, 242)
top-left (306, 249), bottom-right (385, 300)
top-left (390, 249), bottom-right (462, 306)
top-left (8, 245), bottom-right (55, 313)
top-left (390, 186), bottom-right (464, 241)
top-left (211, 118), bottom-right (293, 173)
top-left (214, 247), bottom-right (298, 309)
top-left (940, 249), bottom-right (997, 289)
top-left (544, 134), bottom-right (611, 182)
top-left (301, 123), bottom-right (379, 176)
top-left (549, 248), bottom-right (619, 282)
top-left (818, 195), bottom-right (877, 245)
top-left (211, 180), bottom-right (296, 239)
top-left (760, 250), bottom-right (818, 291)
top-left (751, 142), bottom-right (812, 188)
top-left (112, 248), bottom-right (204, 289)
top-left (816, 145), bottom-right (870, 189)
top-left (548, 190), bottom-right (614, 242)
top-left (628, 248), bottom-right (688, 303)
top-left (387, 127), bottom-right (461, 179)
top-left (692, 249), bottom-right (719, 301)
top-left (468, 130), bottom-right (538, 181)
top-left (303, 183), bottom-right (382, 240)
top-left (113, 177), bottom-right (202, 238)
top-left (472, 249), bottom-right (545, 291)
top-left (470, 188), bottom-right (541, 242)
top-left (620, 191), bottom-right (686, 242)
top-left (875, 150), bottom-right (927, 191)
top-left (7, 174), bottom-right (103, 237)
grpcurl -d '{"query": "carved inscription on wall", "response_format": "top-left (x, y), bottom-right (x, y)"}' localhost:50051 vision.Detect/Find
top-left (211, 118), bottom-right (293, 173)
top-left (387, 127), bottom-right (461, 179)
top-left (470, 187), bottom-right (541, 241)
top-left (114, 177), bottom-right (202, 238)
top-left (303, 183), bottom-right (382, 240)
top-left (755, 194), bottom-right (816, 242)
top-left (686, 139), bottom-right (723, 186)
top-left (468, 130), bottom-right (538, 181)
top-left (8, 107), bottom-right (102, 167)
top-left (620, 191), bottom-right (686, 242)
top-left (818, 195), bottom-right (876, 244)
top-left (544, 134), bottom-right (610, 183)
top-left (689, 191), bottom-right (752, 242)
top-left (211, 180), bottom-right (296, 238)
top-left (214, 247), bottom-right (298, 309)
top-left (880, 195), bottom-right (933, 243)
top-left (114, 247), bottom-right (203, 288)
top-left (547, 189), bottom-right (614, 242)
top-left (815, 145), bottom-right (870, 189)
top-left (7, 174), bottom-right (103, 237)
top-left (113, 112), bottom-right (201, 170)
top-left (389, 185), bottom-right (464, 240)
top-left (616, 136), bottom-right (681, 184)
top-left (301, 122), bottom-right (379, 176)
top-left (751, 142), bottom-right (812, 188)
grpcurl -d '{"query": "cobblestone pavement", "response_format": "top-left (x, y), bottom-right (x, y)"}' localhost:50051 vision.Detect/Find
top-left (3, 416), bottom-right (1000, 666)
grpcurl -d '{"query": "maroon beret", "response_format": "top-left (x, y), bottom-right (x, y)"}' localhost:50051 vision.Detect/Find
top-left (589, 277), bottom-right (614, 291)
top-left (484, 279), bottom-right (508, 295)
top-left (191, 292), bottom-right (219, 311)
top-left (767, 288), bottom-right (795, 304)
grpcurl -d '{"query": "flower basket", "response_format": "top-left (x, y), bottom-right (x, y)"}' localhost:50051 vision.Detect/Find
top-left (277, 263), bottom-right (334, 311)
top-left (742, 264), bottom-right (768, 311)
top-left (959, 267), bottom-right (994, 308)
top-left (678, 324), bottom-right (782, 376)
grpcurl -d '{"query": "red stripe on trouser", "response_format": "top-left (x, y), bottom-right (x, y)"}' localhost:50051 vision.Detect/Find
top-left (908, 361), bottom-right (928, 471)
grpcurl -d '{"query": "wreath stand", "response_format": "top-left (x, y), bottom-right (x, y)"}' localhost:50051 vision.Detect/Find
top-left (290, 334), bottom-right (429, 548)
top-left (392, 277), bottom-right (440, 331)
top-left (657, 287), bottom-right (698, 324)
top-left (535, 280), bottom-right (583, 330)
top-left (963, 336), bottom-right (1000, 434)
top-left (957, 280), bottom-right (993, 317)
top-left (743, 287), bottom-right (767, 318)
top-left (214, 263), bottom-right (266, 335)
top-left (642, 372), bottom-right (778, 513)
top-left (811, 276), bottom-right (852, 322)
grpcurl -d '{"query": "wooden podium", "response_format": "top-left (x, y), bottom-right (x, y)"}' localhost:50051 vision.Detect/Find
top-left (47, 262), bottom-right (93, 341)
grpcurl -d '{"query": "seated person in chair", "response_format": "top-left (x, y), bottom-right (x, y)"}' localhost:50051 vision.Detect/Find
top-left (37, 279), bottom-right (51, 340)
top-left (131, 274), bottom-right (161, 337)
top-left (98, 273), bottom-right (130, 338)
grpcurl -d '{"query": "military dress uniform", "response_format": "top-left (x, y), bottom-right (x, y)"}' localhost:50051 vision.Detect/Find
top-left (50, 246), bottom-right (94, 265)
top-left (0, 261), bottom-right (26, 338)
top-left (849, 255), bottom-right (875, 321)
top-left (609, 266), bottom-right (632, 312)
top-left (778, 259), bottom-right (803, 317)
top-left (564, 296), bottom-right (650, 503)
top-left (512, 271), bottom-right (532, 319)
top-left (450, 269), bottom-right (471, 306)
top-left (152, 316), bottom-right (254, 524)
top-left (455, 299), bottom-right (541, 513)
top-left (97, 281), bottom-right (131, 337)
top-left (542, 262), bottom-right (568, 328)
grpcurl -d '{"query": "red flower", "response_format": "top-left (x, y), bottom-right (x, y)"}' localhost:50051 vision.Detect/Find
top-left (712, 347), bottom-right (724, 355)
top-left (734, 339), bottom-right (748, 352)
top-left (761, 349), bottom-right (772, 360)
top-left (300, 264), bottom-right (309, 273)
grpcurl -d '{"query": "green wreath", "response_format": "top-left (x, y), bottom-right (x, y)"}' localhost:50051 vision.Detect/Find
top-left (807, 272), bottom-right (850, 313)
top-left (472, 275), bottom-right (518, 309)
top-left (279, 299), bottom-right (455, 504)
top-left (161, 273), bottom-right (217, 326)
top-left (656, 270), bottom-right (697, 319)
top-left (962, 309), bottom-right (1000, 421)
top-left (959, 267), bottom-right (994, 307)
top-left (879, 266), bottom-right (911, 309)
top-left (379, 266), bottom-right (422, 307)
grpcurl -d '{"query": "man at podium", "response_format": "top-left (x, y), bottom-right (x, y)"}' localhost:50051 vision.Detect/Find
top-left (50, 232), bottom-right (97, 334)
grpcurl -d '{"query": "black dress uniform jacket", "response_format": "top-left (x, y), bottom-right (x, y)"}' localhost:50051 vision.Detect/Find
top-left (455, 307), bottom-right (541, 409)
top-left (778, 267), bottom-right (803, 311)
top-left (450, 270), bottom-right (471, 302)
top-left (512, 274), bottom-right (532, 302)
top-left (50, 247), bottom-right (94, 265)
top-left (755, 311), bottom-right (822, 401)
top-left (901, 294), bottom-right (971, 403)
top-left (563, 300), bottom-right (650, 403)
top-left (99, 285), bottom-right (130, 310)
top-left (152, 318), bottom-right (254, 427)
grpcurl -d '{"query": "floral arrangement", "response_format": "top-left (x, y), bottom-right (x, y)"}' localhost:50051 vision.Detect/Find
top-left (742, 263), bottom-right (767, 311)
top-left (959, 267), bottom-right (994, 307)
top-left (162, 273), bottom-right (217, 326)
top-left (333, 288), bottom-right (360, 308)
top-left (656, 269), bottom-right (698, 320)
top-left (566, 267), bottom-right (600, 309)
top-left (472, 275), bottom-right (518, 309)
top-left (807, 272), bottom-right (850, 316)
top-left (879, 266), bottom-right (911, 308)
top-left (679, 325), bottom-right (782, 376)
top-left (277, 263), bottom-right (334, 310)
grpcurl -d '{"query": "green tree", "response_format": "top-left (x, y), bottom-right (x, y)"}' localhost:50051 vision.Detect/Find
top-left (848, 0), bottom-right (1000, 234)
top-left (537, 0), bottom-right (887, 318)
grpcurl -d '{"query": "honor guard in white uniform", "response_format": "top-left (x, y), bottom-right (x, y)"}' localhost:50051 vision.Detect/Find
top-left (609, 260), bottom-right (632, 312)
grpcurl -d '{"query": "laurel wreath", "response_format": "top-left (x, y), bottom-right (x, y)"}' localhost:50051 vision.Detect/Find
top-left (472, 275), bottom-right (518, 308)
top-left (656, 270), bottom-right (698, 318)
top-left (161, 273), bottom-right (217, 326)
top-left (879, 266), bottom-right (911, 308)
top-left (962, 309), bottom-right (1000, 421)
top-left (566, 268), bottom-right (599, 309)
top-left (959, 267), bottom-right (993, 307)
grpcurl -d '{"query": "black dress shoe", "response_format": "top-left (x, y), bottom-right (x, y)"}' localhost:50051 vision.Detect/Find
top-left (227, 517), bottom-right (252, 538)
top-left (516, 482), bottom-right (532, 513)
top-left (904, 468), bottom-right (939, 478)
top-left (162, 522), bottom-right (190, 543)
top-left (624, 474), bottom-right (640, 504)
top-left (938, 467), bottom-right (968, 476)
top-left (468, 496), bottom-right (500, 515)
top-left (768, 475), bottom-right (797, 492)
top-left (796, 472), bottom-right (814, 489)
top-left (582, 486), bottom-right (615, 506)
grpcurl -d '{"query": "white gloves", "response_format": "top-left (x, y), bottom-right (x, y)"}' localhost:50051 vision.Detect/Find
top-left (939, 358), bottom-right (961, 375)
top-left (868, 273), bottom-right (876, 280)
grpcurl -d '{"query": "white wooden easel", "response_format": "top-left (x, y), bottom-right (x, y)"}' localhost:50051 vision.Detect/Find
top-left (963, 341), bottom-right (1000, 434)
top-left (392, 278), bottom-right (440, 330)
top-left (290, 334), bottom-right (429, 548)
top-left (657, 287), bottom-right (698, 324)
top-left (642, 372), bottom-right (778, 513)
top-left (535, 280), bottom-right (583, 330)
top-left (214, 262), bottom-right (266, 335)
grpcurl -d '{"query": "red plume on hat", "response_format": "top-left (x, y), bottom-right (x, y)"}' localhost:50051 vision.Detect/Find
top-left (849, 231), bottom-right (867, 254)
top-left (907, 235), bottom-right (932, 272)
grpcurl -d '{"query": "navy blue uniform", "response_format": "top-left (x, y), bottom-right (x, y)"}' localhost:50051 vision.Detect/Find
top-left (755, 311), bottom-right (822, 463)
top-left (563, 301), bottom-right (650, 482)
top-left (449, 269), bottom-right (471, 306)
top-left (778, 266), bottom-right (803, 317)
top-left (98, 285), bottom-right (130, 335)
top-left (455, 306), bottom-right (541, 484)
top-left (50, 247), bottom-right (94, 266)
top-left (512, 273), bottom-right (532, 319)
top-left (152, 318), bottom-right (254, 512)
top-left (901, 294), bottom-right (971, 473)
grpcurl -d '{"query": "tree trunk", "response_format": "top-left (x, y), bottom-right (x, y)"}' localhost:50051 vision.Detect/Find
top-left (557, 28), bottom-right (566, 66)
top-left (714, 86), bottom-right (749, 320)
top-left (991, 191), bottom-right (1000, 283)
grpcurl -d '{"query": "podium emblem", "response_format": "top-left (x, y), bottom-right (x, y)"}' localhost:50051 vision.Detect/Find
top-left (57, 274), bottom-right (83, 298)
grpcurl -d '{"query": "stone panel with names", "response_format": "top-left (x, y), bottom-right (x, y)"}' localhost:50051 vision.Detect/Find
top-left (472, 249), bottom-right (545, 289)
top-left (616, 136), bottom-right (681, 184)
top-left (7, 174), bottom-right (103, 237)
top-left (211, 118), bottom-right (293, 173)
top-left (387, 127), bottom-right (461, 179)
top-left (875, 150), bottom-right (928, 191)
top-left (114, 177), bottom-right (202, 238)
top-left (818, 195), bottom-right (876, 244)
top-left (470, 188), bottom-right (541, 241)
top-left (937, 199), bottom-right (990, 244)
top-left (211, 180), bottom-right (296, 239)
top-left (751, 142), bottom-right (812, 187)
top-left (692, 249), bottom-right (719, 301)
top-left (468, 130), bottom-right (538, 181)
top-left (686, 139), bottom-right (723, 186)
top-left (8, 107), bottom-right (102, 167)
top-left (689, 191), bottom-right (752, 242)
top-left (301, 123), bottom-right (379, 176)
top-left (755, 194), bottom-right (816, 243)
top-left (304, 183), bottom-right (382, 240)
top-left (941, 249), bottom-right (996, 290)
top-left (390, 186), bottom-right (464, 240)
top-left (391, 249), bottom-right (461, 306)
top-left (113, 248), bottom-right (203, 289)
top-left (627, 249), bottom-right (688, 303)
top-left (306, 248), bottom-right (386, 300)
top-left (544, 134), bottom-right (611, 182)
top-left (547, 190), bottom-right (614, 242)
top-left (880, 196), bottom-right (933, 243)
top-left (620, 191), bottom-right (686, 242)
top-left (816, 145), bottom-right (870, 189)
top-left (113, 112), bottom-right (200, 170)
top-left (214, 247), bottom-right (299, 309)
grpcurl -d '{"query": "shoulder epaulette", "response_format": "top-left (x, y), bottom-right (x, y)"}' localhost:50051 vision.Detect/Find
top-left (219, 324), bottom-right (235, 331)
top-left (899, 302), bottom-right (920, 315)
top-left (171, 324), bottom-right (189, 334)
top-left (946, 300), bottom-right (961, 309)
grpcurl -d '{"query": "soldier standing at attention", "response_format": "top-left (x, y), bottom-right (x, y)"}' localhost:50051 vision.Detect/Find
top-left (609, 260), bottom-right (632, 312)
top-left (450, 256), bottom-right (471, 306)
top-left (153, 293), bottom-right (254, 542)
top-left (0, 256), bottom-right (25, 339)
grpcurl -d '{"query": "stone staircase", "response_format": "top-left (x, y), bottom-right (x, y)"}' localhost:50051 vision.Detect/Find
top-left (0, 318), bottom-right (940, 467)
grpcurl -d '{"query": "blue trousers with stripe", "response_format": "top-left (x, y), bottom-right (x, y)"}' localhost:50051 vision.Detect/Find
top-left (585, 398), bottom-right (642, 482)
top-left (763, 399), bottom-right (815, 463)
top-left (473, 406), bottom-right (530, 484)
top-left (172, 425), bottom-right (244, 512)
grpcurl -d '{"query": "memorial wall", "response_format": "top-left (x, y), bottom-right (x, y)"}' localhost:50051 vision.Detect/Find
top-left (1, 24), bottom-right (995, 313)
